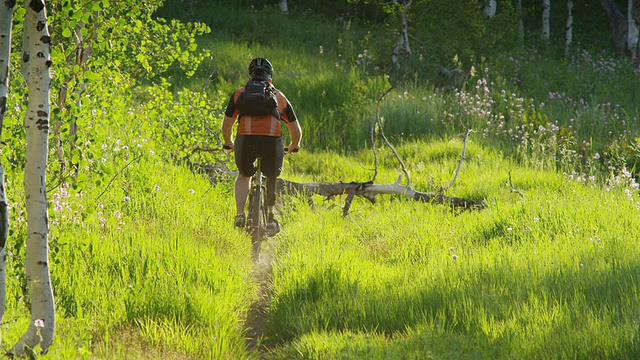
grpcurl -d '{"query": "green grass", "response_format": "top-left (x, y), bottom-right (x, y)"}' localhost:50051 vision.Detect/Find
top-left (4, 117), bottom-right (640, 359)
top-left (264, 141), bottom-right (640, 359)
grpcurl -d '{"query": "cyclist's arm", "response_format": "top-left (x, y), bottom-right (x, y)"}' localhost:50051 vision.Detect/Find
top-left (284, 120), bottom-right (302, 153)
top-left (222, 92), bottom-right (240, 150)
top-left (221, 114), bottom-right (236, 150)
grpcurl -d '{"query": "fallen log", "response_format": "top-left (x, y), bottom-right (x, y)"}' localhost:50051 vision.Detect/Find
top-left (188, 155), bottom-right (487, 213)
top-left (277, 178), bottom-right (486, 212)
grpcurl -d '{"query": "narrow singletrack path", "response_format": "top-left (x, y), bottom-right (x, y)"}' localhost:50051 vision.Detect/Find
top-left (243, 238), bottom-right (278, 357)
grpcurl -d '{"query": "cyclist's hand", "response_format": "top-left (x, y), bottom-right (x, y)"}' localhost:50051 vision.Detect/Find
top-left (285, 145), bottom-right (299, 154)
top-left (223, 143), bottom-right (235, 152)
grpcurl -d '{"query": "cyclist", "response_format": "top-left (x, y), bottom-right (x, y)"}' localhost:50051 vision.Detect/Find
top-left (221, 57), bottom-right (302, 235)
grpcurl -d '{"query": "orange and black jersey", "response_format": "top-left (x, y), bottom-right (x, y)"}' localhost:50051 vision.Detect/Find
top-left (224, 85), bottom-right (298, 137)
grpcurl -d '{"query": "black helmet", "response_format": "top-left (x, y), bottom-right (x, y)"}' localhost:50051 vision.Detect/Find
top-left (248, 57), bottom-right (274, 76)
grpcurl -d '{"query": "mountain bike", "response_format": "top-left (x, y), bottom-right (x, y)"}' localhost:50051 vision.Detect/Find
top-left (246, 148), bottom-right (296, 259)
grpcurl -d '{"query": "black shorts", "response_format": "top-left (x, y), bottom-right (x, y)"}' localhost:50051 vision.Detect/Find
top-left (234, 135), bottom-right (284, 177)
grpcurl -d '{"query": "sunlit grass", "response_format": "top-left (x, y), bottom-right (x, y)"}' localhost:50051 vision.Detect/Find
top-left (264, 144), bottom-right (640, 359)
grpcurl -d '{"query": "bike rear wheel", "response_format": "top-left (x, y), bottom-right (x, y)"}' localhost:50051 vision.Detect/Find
top-left (248, 182), bottom-right (267, 255)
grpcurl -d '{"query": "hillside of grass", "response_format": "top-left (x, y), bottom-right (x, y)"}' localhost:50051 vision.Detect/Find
top-left (1, 2), bottom-right (639, 359)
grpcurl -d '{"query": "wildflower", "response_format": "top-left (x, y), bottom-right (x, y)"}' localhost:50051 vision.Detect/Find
top-left (114, 211), bottom-right (121, 219)
top-left (579, 263), bottom-right (583, 269)
top-left (533, 217), bottom-right (539, 222)
top-left (34, 319), bottom-right (45, 328)
top-left (189, 189), bottom-right (195, 194)
top-left (452, 254), bottom-right (458, 261)
top-left (449, 247), bottom-right (455, 252)
top-left (123, 196), bottom-right (131, 202)
top-left (154, 184), bottom-right (160, 191)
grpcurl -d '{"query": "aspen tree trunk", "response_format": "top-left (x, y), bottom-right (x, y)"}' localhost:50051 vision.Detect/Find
top-left (0, 0), bottom-right (14, 348)
top-left (11, 0), bottom-right (55, 355)
top-left (516, 0), bottom-right (524, 41)
top-left (542, 0), bottom-right (551, 40)
top-left (279, 0), bottom-right (288, 14)
top-left (484, 0), bottom-right (497, 17)
top-left (628, 0), bottom-right (639, 57)
top-left (0, 0), bottom-right (13, 139)
top-left (565, 0), bottom-right (574, 56)
top-left (633, 0), bottom-right (640, 58)
top-left (391, 0), bottom-right (412, 71)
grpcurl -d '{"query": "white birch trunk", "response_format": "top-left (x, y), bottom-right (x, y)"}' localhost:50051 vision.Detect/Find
top-left (516, 0), bottom-right (524, 41)
top-left (11, 0), bottom-right (55, 355)
top-left (542, 0), bottom-right (551, 40)
top-left (391, 0), bottom-right (412, 71)
top-left (0, 1), bottom-right (15, 349)
top-left (565, 0), bottom-right (574, 55)
top-left (484, 0), bottom-right (497, 17)
top-left (0, 0), bottom-right (14, 136)
top-left (628, 0), bottom-right (639, 57)
top-left (279, 0), bottom-right (288, 14)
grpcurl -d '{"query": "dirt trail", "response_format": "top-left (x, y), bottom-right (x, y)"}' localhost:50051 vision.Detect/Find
top-left (243, 238), bottom-right (278, 357)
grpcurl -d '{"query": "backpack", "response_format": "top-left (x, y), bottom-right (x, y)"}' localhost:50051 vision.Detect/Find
top-left (235, 80), bottom-right (280, 119)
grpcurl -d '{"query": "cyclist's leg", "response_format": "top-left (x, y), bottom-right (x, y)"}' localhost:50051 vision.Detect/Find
top-left (261, 136), bottom-right (284, 205)
top-left (234, 135), bottom-right (258, 226)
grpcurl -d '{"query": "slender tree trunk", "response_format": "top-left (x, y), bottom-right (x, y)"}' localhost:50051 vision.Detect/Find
top-left (516, 0), bottom-right (524, 41)
top-left (279, 0), bottom-right (288, 14)
top-left (484, 0), bottom-right (497, 17)
top-left (391, 0), bottom-right (412, 71)
top-left (565, 0), bottom-right (574, 56)
top-left (633, 0), bottom-right (640, 57)
top-left (0, 0), bottom-right (14, 349)
top-left (542, 0), bottom-right (551, 40)
top-left (11, 0), bottom-right (55, 355)
top-left (0, 0), bottom-right (13, 139)
top-left (628, 0), bottom-right (639, 58)
top-left (601, 0), bottom-right (629, 56)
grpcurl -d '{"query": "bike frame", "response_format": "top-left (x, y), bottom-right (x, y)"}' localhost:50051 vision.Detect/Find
top-left (247, 157), bottom-right (268, 257)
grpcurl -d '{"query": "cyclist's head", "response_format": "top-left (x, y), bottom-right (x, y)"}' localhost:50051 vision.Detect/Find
top-left (249, 57), bottom-right (273, 81)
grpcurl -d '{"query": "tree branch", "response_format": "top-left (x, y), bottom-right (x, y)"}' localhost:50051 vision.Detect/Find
top-left (440, 129), bottom-right (473, 194)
